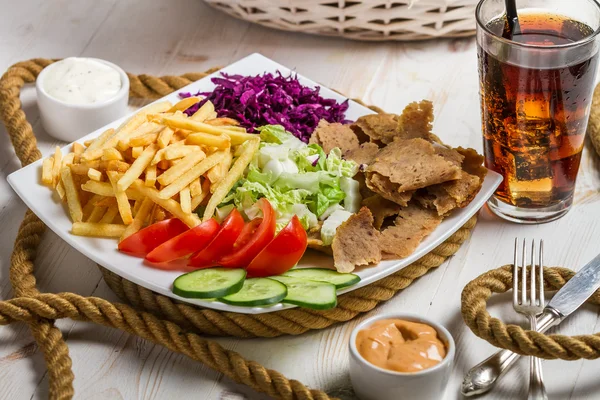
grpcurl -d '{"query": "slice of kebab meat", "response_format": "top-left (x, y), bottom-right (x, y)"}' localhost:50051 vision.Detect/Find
top-left (332, 207), bottom-right (381, 273)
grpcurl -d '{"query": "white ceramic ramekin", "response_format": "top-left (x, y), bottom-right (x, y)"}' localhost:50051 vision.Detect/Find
top-left (349, 313), bottom-right (456, 400)
top-left (35, 58), bottom-right (129, 142)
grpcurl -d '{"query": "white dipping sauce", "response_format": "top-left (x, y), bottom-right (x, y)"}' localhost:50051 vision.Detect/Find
top-left (43, 57), bottom-right (122, 105)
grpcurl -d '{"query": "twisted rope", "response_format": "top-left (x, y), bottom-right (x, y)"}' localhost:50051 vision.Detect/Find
top-left (588, 83), bottom-right (600, 156)
top-left (1, 59), bottom-right (74, 399)
top-left (461, 265), bottom-right (600, 360)
top-left (1, 58), bottom-right (476, 399)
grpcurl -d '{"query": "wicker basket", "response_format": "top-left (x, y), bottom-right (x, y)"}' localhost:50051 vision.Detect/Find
top-left (203, 0), bottom-right (479, 41)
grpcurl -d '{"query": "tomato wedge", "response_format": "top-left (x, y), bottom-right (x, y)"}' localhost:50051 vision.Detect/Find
top-left (188, 208), bottom-right (245, 268)
top-left (145, 219), bottom-right (220, 263)
top-left (118, 218), bottom-right (188, 257)
top-left (246, 216), bottom-right (308, 277)
top-left (217, 198), bottom-right (276, 268)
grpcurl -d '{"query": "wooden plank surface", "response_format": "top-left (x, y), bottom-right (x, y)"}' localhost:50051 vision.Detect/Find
top-left (1, 0), bottom-right (600, 399)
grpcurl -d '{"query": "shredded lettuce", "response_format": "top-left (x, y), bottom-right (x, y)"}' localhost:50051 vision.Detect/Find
top-left (215, 204), bottom-right (235, 223)
top-left (340, 177), bottom-right (361, 213)
top-left (218, 125), bottom-right (361, 232)
top-left (321, 209), bottom-right (353, 246)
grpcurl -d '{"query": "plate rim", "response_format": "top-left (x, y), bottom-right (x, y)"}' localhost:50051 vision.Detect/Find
top-left (7, 52), bottom-right (502, 314)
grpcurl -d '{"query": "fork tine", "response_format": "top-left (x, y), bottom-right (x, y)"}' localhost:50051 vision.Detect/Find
top-left (539, 240), bottom-right (545, 306)
top-left (531, 239), bottom-right (537, 307)
top-left (521, 238), bottom-right (527, 306)
top-left (513, 237), bottom-right (519, 306)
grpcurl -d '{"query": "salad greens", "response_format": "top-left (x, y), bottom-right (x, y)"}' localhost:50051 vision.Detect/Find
top-left (217, 125), bottom-right (360, 238)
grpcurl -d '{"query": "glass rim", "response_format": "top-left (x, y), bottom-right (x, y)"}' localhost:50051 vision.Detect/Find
top-left (475, 0), bottom-right (600, 50)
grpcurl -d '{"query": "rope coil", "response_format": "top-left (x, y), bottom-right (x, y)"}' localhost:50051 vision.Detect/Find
top-left (0, 58), bottom-right (476, 400)
top-left (461, 265), bottom-right (600, 360)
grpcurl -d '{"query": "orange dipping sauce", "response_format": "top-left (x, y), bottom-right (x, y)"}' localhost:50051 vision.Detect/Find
top-left (355, 319), bottom-right (446, 373)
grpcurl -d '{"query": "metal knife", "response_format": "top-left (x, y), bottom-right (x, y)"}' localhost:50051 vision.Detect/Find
top-left (462, 252), bottom-right (600, 397)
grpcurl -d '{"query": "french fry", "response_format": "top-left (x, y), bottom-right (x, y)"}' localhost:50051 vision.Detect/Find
top-left (191, 101), bottom-right (215, 121)
top-left (107, 171), bottom-right (133, 225)
top-left (157, 151), bottom-right (206, 186)
top-left (56, 180), bottom-right (66, 200)
top-left (205, 117), bottom-right (240, 127)
top-left (116, 140), bottom-right (129, 152)
top-left (82, 194), bottom-right (103, 220)
top-left (151, 148), bottom-right (166, 165)
top-left (129, 133), bottom-right (158, 147)
top-left (83, 128), bottom-right (115, 155)
top-left (186, 132), bottom-right (231, 149)
top-left (102, 147), bottom-right (123, 161)
top-left (106, 160), bottom-right (131, 172)
top-left (157, 127), bottom-right (174, 149)
top-left (158, 151), bottom-right (225, 199)
top-left (87, 168), bottom-right (102, 181)
top-left (61, 152), bottom-right (75, 169)
top-left (81, 181), bottom-right (143, 200)
top-left (180, 187), bottom-right (191, 214)
top-left (131, 180), bottom-right (200, 227)
top-left (72, 222), bottom-right (127, 238)
top-left (72, 142), bottom-right (85, 154)
top-left (167, 97), bottom-right (200, 113)
top-left (52, 146), bottom-right (63, 186)
top-left (87, 206), bottom-right (106, 223)
top-left (157, 160), bottom-right (170, 170)
top-left (145, 164), bottom-right (157, 187)
top-left (84, 139), bottom-right (94, 147)
top-left (131, 146), bottom-right (143, 158)
top-left (83, 102), bottom-right (170, 161)
top-left (207, 150), bottom-right (233, 191)
top-left (69, 162), bottom-right (97, 175)
top-left (191, 178), bottom-right (210, 210)
top-left (203, 139), bottom-right (259, 221)
top-left (151, 205), bottom-right (168, 222)
top-left (189, 178), bottom-right (202, 197)
top-left (93, 197), bottom-right (117, 208)
top-left (72, 160), bottom-right (131, 175)
top-left (81, 181), bottom-right (115, 197)
top-left (132, 199), bottom-right (142, 216)
top-left (76, 174), bottom-right (90, 205)
top-left (42, 157), bottom-right (54, 186)
top-left (99, 206), bottom-right (119, 223)
top-left (116, 144), bottom-right (158, 191)
top-left (60, 167), bottom-right (83, 222)
top-left (164, 145), bottom-right (203, 160)
top-left (120, 197), bottom-right (154, 241)
top-left (149, 114), bottom-right (256, 145)
top-left (221, 126), bottom-right (246, 132)
top-left (170, 130), bottom-right (187, 143)
top-left (128, 121), bottom-right (162, 138)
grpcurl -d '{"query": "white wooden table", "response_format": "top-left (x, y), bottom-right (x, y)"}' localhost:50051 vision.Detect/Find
top-left (2, 1), bottom-right (600, 399)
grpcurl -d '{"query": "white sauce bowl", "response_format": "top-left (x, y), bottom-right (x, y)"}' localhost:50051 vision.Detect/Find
top-left (348, 312), bottom-right (456, 400)
top-left (36, 58), bottom-right (129, 142)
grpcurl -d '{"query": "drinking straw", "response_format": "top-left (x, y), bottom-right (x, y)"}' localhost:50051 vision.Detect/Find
top-left (503, 0), bottom-right (521, 39)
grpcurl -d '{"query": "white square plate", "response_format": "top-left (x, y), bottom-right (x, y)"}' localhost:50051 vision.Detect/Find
top-left (8, 53), bottom-right (502, 314)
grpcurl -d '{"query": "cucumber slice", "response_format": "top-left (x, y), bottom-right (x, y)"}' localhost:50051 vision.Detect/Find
top-left (219, 278), bottom-right (287, 307)
top-left (270, 276), bottom-right (337, 310)
top-left (282, 268), bottom-right (360, 289)
top-left (172, 268), bottom-right (246, 299)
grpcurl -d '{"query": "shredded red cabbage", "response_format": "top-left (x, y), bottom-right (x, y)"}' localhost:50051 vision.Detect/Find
top-left (180, 72), bottom-right (350, 142)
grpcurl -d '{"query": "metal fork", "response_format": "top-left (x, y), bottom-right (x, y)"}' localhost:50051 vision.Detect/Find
top-left (513, 238), bottom-right (548, 400)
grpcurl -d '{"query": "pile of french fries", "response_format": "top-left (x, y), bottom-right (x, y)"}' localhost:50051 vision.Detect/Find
top-left (41, 97), bottom-right (260, 242)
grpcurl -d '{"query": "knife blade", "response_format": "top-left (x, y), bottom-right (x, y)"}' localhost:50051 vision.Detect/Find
top-left (462, 251), bottom-right (600, 397)
top-left (545, 252), bottom-right (600, 317)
